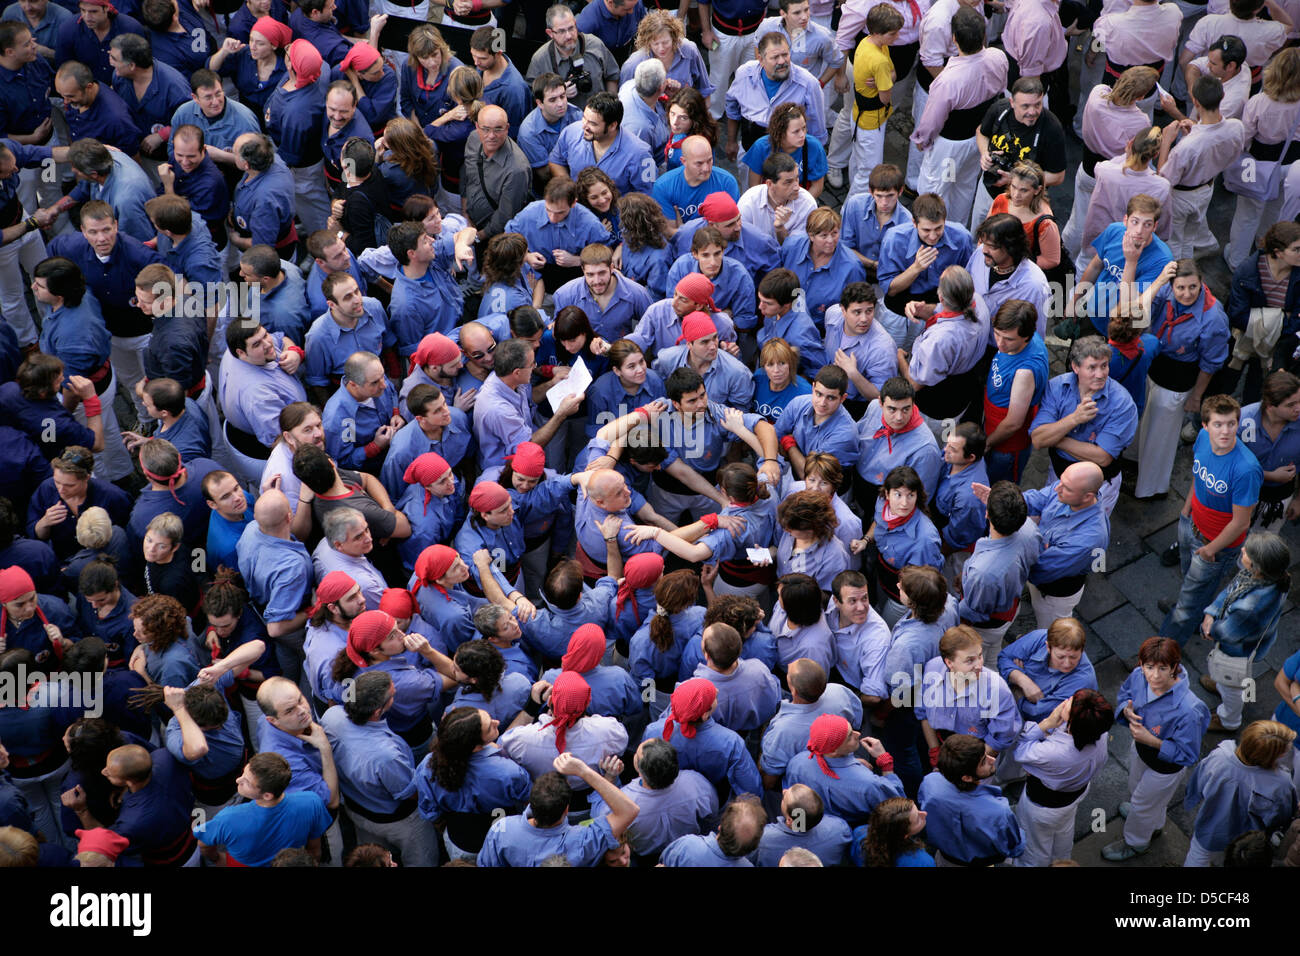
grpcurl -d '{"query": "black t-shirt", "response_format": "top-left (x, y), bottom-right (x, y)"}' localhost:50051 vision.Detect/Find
top-left (312, 467), bottom-right (399, 541)
top-left (979, 98), bottom-right (1067, 193)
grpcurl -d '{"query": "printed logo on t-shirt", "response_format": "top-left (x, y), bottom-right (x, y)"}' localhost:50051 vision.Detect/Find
top-left (1192, 458), bottom-right (1229, 495)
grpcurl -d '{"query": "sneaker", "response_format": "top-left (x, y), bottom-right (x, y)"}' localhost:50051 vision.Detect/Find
top-left (1208, 714), bottom-right (1240, 734)
top-left (1117, 802), bottom-right (1131, 819)
top-left (1160, 543), bottom-right (1180, 567)
top-left (1102, 840), bottom-right (1150, 862)
top-left (1200, 674), bottom-right (1221, 696)
top-left (1157, 597), bottom-right (1174, 615)
top-left (827, 167), bottom-right (845, 189)
top-left (1181, 420), bottom-right (1199, 443)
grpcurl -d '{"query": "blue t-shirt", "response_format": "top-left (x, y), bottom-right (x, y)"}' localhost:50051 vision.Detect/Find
top-left (753, 370), bottom-right (811, 423)
top-left (201, 791), bottom-right (333, 867)
top-left (1272, 649), bottom-right (1300, 740)
top-left (1189, 430), bottom-right (1262, 543)
top-left (1088, 223), bottom-right (1173, 334)
top-left (741, 134), bottom-right (828, 186)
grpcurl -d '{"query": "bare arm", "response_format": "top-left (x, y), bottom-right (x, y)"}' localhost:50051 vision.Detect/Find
top-left (985, 369), bottom-right (1036, 447)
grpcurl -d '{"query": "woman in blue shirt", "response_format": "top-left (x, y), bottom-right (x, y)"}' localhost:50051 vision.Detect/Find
top-left (128, 593), bottom-right (199, 689)
top-left (478, 232), bottom-right (538, 326)
top-left (616, 192), bottom-right (672, 300)
top-left (781, 207), bottom-right (867, 330)
top-left (864, 466), bottom-right (943, 628)
top-left (400, 24), bottom-right (463, 128)
top-left (577, 167), bottom-right (621, 246)
top-left (854, 796), bottom-right (935, 867)
top-left (754, 338), bottom-right (812, 423)
top-left (629, 569), bottom-right (704, 702)
top-left (1199, 532), bottom-right (1289, 732)
top-left (210, 19), bottom-right (287, 127)
top-left (741, 102), bottom-right (827, 199)
top-left (664, 87), bottom-right (714, 170)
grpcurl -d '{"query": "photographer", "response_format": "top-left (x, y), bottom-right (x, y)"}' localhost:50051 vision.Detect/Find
top-left (525, 4), bottom-right (620, 111)
top-left (971, 77), bottom-right (1068, 232)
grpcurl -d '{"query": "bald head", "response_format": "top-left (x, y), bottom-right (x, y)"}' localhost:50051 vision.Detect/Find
top-left (254, 489), bottom-right (292, 531)
top-left (1060, 461), bottom-right (1104, 503)
top-left (478, 104), bottom-right (507, 128)
top-left (256, 675), bottom-right (299, 714)
top-left (460, 321), bottom-right (493, 354)
top-left (681, 135), bottom-right (714, 186)
top-left (106, 745), bottom-right (152, 783)
top-left (589, 469), bottom-right (627, 506)
top-left (783, 783), bottom-right (824, 825)
top-left (787, 658), bottom-right (827, 703)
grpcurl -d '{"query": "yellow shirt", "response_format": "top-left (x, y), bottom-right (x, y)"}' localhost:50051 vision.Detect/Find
top-left (853, 37), bottom-right (895, 132)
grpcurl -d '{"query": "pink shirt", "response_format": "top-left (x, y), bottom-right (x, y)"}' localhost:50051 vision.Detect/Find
top-left (1083, 159), bottom-right (1172, 252)
top-left (1160, 118), bottom-right (1245, 187)
top-left (1208, 0), bottom-right (1300, 38)
top-left (1242, 94), bottom-right (1300, 146)
top-left (1003, 0), bottom-right (1068, 75)
top-left (1187, 56), bottom-right (1251, 122)
top-left (919, 0), bottom-right (962, 67)
top-left (911, 49), bottom-right (1009, 148)
top-left (837, 0), bottom-right (929, 51)
top-left (1081, 85), bottom-right (1152, 160)
top-left (1188, 14), bottom-right (1287, 69)
top-left (1093, 2), bottom-right (1182, 66)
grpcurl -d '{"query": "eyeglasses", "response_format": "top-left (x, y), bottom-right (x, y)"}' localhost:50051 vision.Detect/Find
top-left (463, 343), bottom-right (497, 360)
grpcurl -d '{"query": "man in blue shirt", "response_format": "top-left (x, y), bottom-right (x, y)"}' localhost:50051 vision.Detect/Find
top-left (877, 191), bottom-right (974, 350)
top-left (776, 365), bottom-right (860, 479)
top-left (660, 795), bottom-right (767, 867)
top-left (504, 175), bottom-right (611, 292)
top-left (238, 245), bottom-right (313, 343)
top-left (108, 33), bottom-right (190, 159)
top-left (230, 132), bottom-right (298, 256)
top-left (548, 90), bottom-right (656, 196)
top-left (67, 137), bottom-right (157, 242)
top-left (917, 733), bottom-right (1024, 866)
top-left (168, 70), bottom-right (262, 169)
top-left (575, 0), bottom-right (645, 61)
top-left (841, 163), bottom-right (912, 277)
top-left (470, 25), bottom-right (531, 136)
top-left (518, 72), bottom-right (582, 192)
top-left (321, 350), bottom-right (401, 473)
top-left (289, 0), bottom-right (352, 66)
top-left (54, 0), bottom-right (145, 87)
top-left (0, 21), bottom-right (56, 167)
top-left (198, 752), bottom-right (333, 866)
top-left (552, 242), bottom-right (653, 341)
top-left (161, 125), bottom-right (230, 247)
top-left (54, 59), bottom-right (142, 155)
top-left (1022, 461), bottom-right (1109, 632)
top-left (1069, 192), bottom-right (1173, 337)
top-left (618, 58), bottom-right (669, 161)
top-left (652, 135), bottom-right (740, 227)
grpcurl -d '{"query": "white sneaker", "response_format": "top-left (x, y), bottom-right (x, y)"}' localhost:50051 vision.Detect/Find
top-left (827, 167), bottom-right (845, 189)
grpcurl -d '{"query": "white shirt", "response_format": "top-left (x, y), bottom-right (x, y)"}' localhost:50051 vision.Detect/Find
top-left (737, 183), bottom-right (817, 241)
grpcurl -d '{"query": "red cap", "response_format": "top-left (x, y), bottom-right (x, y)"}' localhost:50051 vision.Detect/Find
top-left (544, 671), bottom-right (592, 754)
top-left (615, 552), bottom-right (663, 623)
top-left (379, 588), bottom-right (417, 620)
top-left (339, 41), bottom-right (381, 73)
top-left (560, 624), bottom-right (606, 674)
top-left (288, 39), bottom-right (323, 86)
top-left (409, 332), bottom-right (461, 374)
top-left (308, 571), bottom-right (357, 617)
top-left (0, 566), bottom-right (35, 603)
top-left (676, 311), bottom-right (717, 344)
top-left (699, 191), bottom-right (740, 223)
top-left (403, 452), bottom-right (452, 514)
top-left (468, 481), bottom-right (510, 515)
top-left (504, 441), bottom-right (545, 479)
top-left (75, 828), bottom-right (129, 862)
top-left (663, 679), bottom-right (717, 740)
top-left (807, 714), bottom-right (851, 779)
top-left (412, 544), bottom-right (458, 599)
top-left (251, 15), bottom-right (291, 48)
top-left (675, 273), bottom-right (717, 309)
top-left (345, 610), bottom-right (396, 667)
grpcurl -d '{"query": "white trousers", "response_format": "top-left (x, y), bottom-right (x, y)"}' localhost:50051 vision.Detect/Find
top-left (1014, 786), bottom-right (1087, 867)
top-left (1215, 679), bottom-right (1246, 729)
top-left (969, 178), bottom-right (995, 233)
top-left (1166, 184), bottom-right (1216, 260)
top-left (0, 226), bottom-right (47, 346)
top-left (290, 161), bottom-right (331, 236)
top-left (850, 124), bottom-right (887, 196)
top-left (1226, 182), bottom-right (1291, 273)
top-left (1281, 162), bottom-right (1300, 222)
top-left (1027, 581), bottom-right (1085, 633)
top-left (1073, 42), bottom-right (1106, 139)
top-left (906, 84), bottom-right (928, 191)
top-left (827, 60), bottom-right (855, 170)
top-left (1134, 380), bottom-right (1190, 498)
top-left (347, 806), bottom-right (440, 867)
top-left (973, 620), bottom-right (1014, 671)
top-left (1060, 166), bottom-right (1096, 262)
top-left (110, 332), bottom-right (152, 422)
top-left (1123, 747), bottom-right (1186, 848)
top-left (918, 136), bottom-right (981, 228)
top-left (1183, 834), bottom-right (1223, 867)
top-left (74, 367), bottom-right (133, 481)
top-left (707, 31), bottom-right (758, 121)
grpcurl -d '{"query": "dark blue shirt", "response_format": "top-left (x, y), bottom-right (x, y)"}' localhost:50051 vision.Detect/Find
top-left (55, 11), bottom-right (145, 85)
top-left (111, 60), bottom-right (191, 137)
top-left (46, 231), bottom-right (162, 337)
top-left (264, 74), bottom-right (327, 167)
top-left (0, 56), bottom-right (53, 136)
top-left (63, 84), bottom-right (143, 155)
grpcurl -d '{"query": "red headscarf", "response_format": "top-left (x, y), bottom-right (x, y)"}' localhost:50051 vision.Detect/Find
top-left (75, 828), bottom-right (130, 862)
top-left (676, 311), bottom-right (717, 344)
top-left (674, 273), bottom-right (718, 312)
top-left (345, 610), bottom-right (396, 667)
top-left (251, 15), bottom-right (291, 48)
top-left (561, 624), bottom-right (606, 674)
top-left (140, 458), bottom-right (187, 504)
top-left (615, 552), bottom-right (663, 623)
top-left (663, 679), bottom-right (717, 740)
top-left (288, 39), bottom-right (323, 87)
top-left (308, 571), bottom-right (357, 617)
top-left (807, 714), bottom-right (851, 779)
top-left (412, 544), bottom-right (458, 600)
top-left (379, 588), bottom-right (417, 621)
top-left (402, 452), bottom-right (452, 514)
top-left (339, 41), bottom-right (381, 73)
top-left (544, 671), bottom-right (591, 754)
top-left (0, 567), bottom-right (44, 639)
top-left (699, 191), bottom-right (740, 224)
top-left (409, 332), bottom-right (460, 375)
top-left (504, 442), bottom-right (545, 479)
top-left (468, 481), bottom-right (510, 515)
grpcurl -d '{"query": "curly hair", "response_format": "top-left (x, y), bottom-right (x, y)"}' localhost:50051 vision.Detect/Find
top-left (649, 569), bottom-right (700, 652)
top-left (777, 490), bottom-right (838, 542)
top-left (576, 166), bottom-right (620, 217)
top-left (456, 640), bottom-right (506, 699)
top-left (480, 231), bottom-right (529, 286)
top-left (128, 594), bottom-right (187, 650)
top-left (635, 9), bottom-right (685, 52)
top-left (862, 797), bottom-right (925, 866)
top-left (666, 86), bottom-right (717, 145)
top-left (617, 192), bottom-right (668, 251)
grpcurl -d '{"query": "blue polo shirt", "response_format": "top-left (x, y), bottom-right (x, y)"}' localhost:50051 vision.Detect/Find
top-left (0, 55), bottom-right (53, 136)
top-left (517, 103), bottom-right (582, 168)
top-left (549, 121), bottom-right (656, 195)
top-left (55, 12), bottom-right (145, 86)
top-left (111, 60), bottom-right (191, 137)
top-left (63, 84), bottom-right (143, 155)
top-left (264, 75), bottom-right (327, 167)
top-left (232, 157), bottom-right (297, 248)
top-left (504, 199), bottom-right (612, 264)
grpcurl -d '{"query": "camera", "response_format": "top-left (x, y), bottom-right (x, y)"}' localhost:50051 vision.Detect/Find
top-left (989, 150), bottom-right (1016, 173)
top-left (567, 55), bottom-right (593, 95)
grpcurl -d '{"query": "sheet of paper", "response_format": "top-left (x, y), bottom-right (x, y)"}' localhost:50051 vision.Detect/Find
top-left (746, 548), bottom-right (774, 566)
top-left (547, 355), bottom-right (592, 414)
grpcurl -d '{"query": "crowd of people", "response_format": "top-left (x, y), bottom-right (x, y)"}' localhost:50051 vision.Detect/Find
top-left (0, 0), bottom-right (1298, 870)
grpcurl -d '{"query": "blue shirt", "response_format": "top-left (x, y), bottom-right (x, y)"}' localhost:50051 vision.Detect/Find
top-left (935, 460), bottom-right (989, 551)
top-left (575, 0), bottom-right (645, 50)
top-left (784, 754), bottom-right (905, 827)
top-left (775, 394), bottom-right (860, 470)
top-left (264, 75), bottom-right (327, 167)
top-left (380, 409), bottom-right (472, 498)
top-left (549, 121), bottom-right (656, 195)
top-left (741, 133), bottom-right (828, 186)
top-left (413, 581), bottom-right (486, 655)
top-left (482, 61), bottom-right (532, 137)
top-left (1239, 402), bottom-right (1300, 491)
top-left (302, 300), bottom-right (394, 387)
top-left (913, 657), bottom-right (1022, 751)
top-left (288, 8), bottom-right (351, 65)
top-left (840, 193), bottom-right (913, 264)
top-left (504, 199), bottom-right (612, 265)
top-left (1087, 222), bottom-right (1173, 333)
top-left (63, 84), bottom-right (143, 155)
top-left (478, 809), bottom-right (616, 867)
top-left (670, 216), bottom-right (782, 277)
top-left (659, 832), bottom-right (753, 867)
top-left (552, 271), bottom-right (654, 341)
top-left (653, 349), bottom-right (755, 412)
top-left (1149, 283), bottom-right (1230, 376)
top-left (169, 97), bottom-right (261, 153)
top-left (1188, 430), bottom-right (1262, 542)
top-left (781, 235), bottom-right (867, 329)
top-left (414, 744), bottom-right (531, 820)
top-left (998, 629), bottom-right (1099, 721)
top-left (39, 293), bottom-right (110, 377)
top-left (1185, 740), bottom-right (1296, 852)
top-left (1022, 482), bottom-right (1109, 585)
top-left (873, 501), bottom-right (943, 579)
top-left (320, 710), bottom-right (418, 814)
top-left (917, 773), bottom-right (1024, 862)
top-left (628, 606), bottom-right (705, 684)
top-left (540, 662), bottom-right (641, 721)
top-left (753, 370), bottom-right (812, 423)
top-left (155, 216), bottom-right (222, 290)
top-left (110, 749), bottom-right (196, 864)
top-left (1030, 372), bottom-right (1139, 465)
top-left (651, 166), bottom-right (741, 223)
top-left (618, 241), bottom-right (671, 300)
top-left (111, 60), bottom-right (190, 138)
top-left (755, 306), bottom-right (825, 374)
top-left (398, 58), bottom-right (462, 128)
top-left (665, 255), bottom-right (757, 332)
top-left (253, 266), bottom-right (312, 345)
top-left (516, 103), bottom-right (583, 167)
top-left (166, 702), bottom-right (245, 781)
top-left (322, 379), bottom-right (399, 469)
top-left (587, 772), bottom-right (717, 858)
top-left (756, 814), bottom-right (852, 867)
top-left (643, 714), bottom-right (762, 798)
top-left (1115, 664), bottom-right (1211, 767)
top-left (878, 220), bottom-right (974, 298)
top-left (692, 660), bottom-right (781, 734)
top-left (55, 11), bottom-right (145, 86)
top-left (306, 249), bottom-right (368, 317)
top-left (0, 56), bottom-right (53, 136)
top-left (854, 400), bottom-right (943, 493)
top-left (201, 791), bottom-right (332, 866)
top-left (233, 157), bottom-right (297, 248)
top-left (585, 366), bottom-right (665, 439)
top-left (236, 524), bottom-right (312, 624)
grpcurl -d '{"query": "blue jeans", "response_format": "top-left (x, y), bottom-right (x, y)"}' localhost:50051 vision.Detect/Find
top-left (985, 448), bottom-right (1031, 486)
top-left (1159, 515), bottom-right (1241, 646)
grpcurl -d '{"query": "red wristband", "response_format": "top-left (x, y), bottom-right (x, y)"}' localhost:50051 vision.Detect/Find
top-left (779, 434), bottom-right (798, 452)
top-left (700, 513), bottom-right (719, 530)
top-left (539, 364), bottom-right (555, 377)
top-left (82, 396), bottom-right (102, 417)
top-left (470, 0), bottom-right (482, 11)
top-left (634, 406), bottom-right (651, 422)
top-left (364, 441), bottom-right (381, 458)
top-left (874, 753), bottom-right (894, 774)
top-left (285, 344), bottom-right (305, 359)
top-left (928, 746), bottom-right (941, 768)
